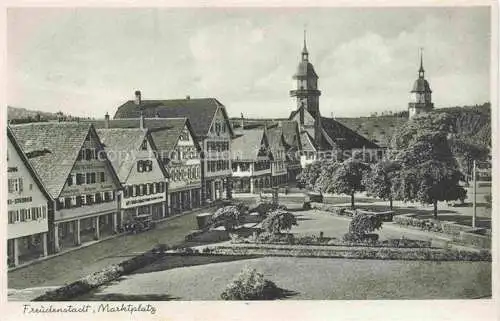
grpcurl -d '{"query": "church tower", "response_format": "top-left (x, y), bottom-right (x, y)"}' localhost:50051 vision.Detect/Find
top-left (290, 30), bottom-right (322, 122)
top-left (408, 49), bottom-right (434, 118)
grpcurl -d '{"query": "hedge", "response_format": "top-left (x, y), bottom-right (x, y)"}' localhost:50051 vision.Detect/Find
top-left (210, 245), bottom-right (491, 262)
top-left (33, 249), bottom-right (163, 301)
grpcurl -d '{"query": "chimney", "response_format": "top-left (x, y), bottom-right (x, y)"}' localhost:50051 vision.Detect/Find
top-left (240, 113), bottom-right (244, 130)
top-left (134, 90), bottom-right (142, 106)
top-left (186, 95), bottom-right (191, 100)
top-left (104, 112), bottom-right (110, 129)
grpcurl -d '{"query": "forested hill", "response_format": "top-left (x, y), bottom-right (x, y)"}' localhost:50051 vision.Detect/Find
top-left (7, 106), bottom-right (84, 124)
top-left (336, 103), bottom-right (491, 147)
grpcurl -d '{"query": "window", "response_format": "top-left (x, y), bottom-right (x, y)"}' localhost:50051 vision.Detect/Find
top-left (152, 183), bottom-right (156, 194)
top-left (124, 187), bottom-right (129, 198)
top-left (86, 173), bottom-right (92, 184)
top-left (90, 173), bottom-right (96, 184)
top-left (8, 179), bottom-right (17, 193)
top-left (32, 207), bottom-right (40, 220)
top-left (8, 210), bottom-right (17, 224)
top-left (65, 197), bottom-right (71, 208)
top-left (58, 198), bottom-right (65, 210)
top-left (76, 173), bottom-right (84, 185)
top-left (42, 206), bottom-right (47, 219)
top-left (81, 195), bottom-right (87, 206)
top-left (100, 172), bottom-right (105, 183)
top-left (132, 185), bottom-right (137, 197)
top-left (67, 174), bottom-right (74, 186)
top-left (77, 150), bottom-right (84, 161)
top-left (85, 149), bottom-right (92, 161)
top-left (19, 209), bottom-right (27, 222)
top-left (71, 196), bottom-right (77, 207)
top-left (101, 192), bottom-right (106, 202)
top-left (95, 192), bottom-right (102, 203)
top-left (140, 140), bottom-right (148, 150)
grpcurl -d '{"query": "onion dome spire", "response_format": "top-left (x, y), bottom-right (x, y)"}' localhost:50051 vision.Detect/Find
top-left (419, 47), bottom-right (425, 78)
top-left (302, 28), bottom-right (309, 61)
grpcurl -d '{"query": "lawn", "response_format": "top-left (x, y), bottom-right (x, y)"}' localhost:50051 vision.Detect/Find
top-left (77, 256), bottom-right (491, 300)
top-left (8, 210), bottom-right (204, 289)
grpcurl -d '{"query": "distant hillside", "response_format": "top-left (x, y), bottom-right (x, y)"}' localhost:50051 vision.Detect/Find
top-left (7, 106), bottom-right (85, 124)
top-left (336, 103), bottom-right (491, 147)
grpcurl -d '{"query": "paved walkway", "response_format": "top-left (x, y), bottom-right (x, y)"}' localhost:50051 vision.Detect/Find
top-left (7, 208), bottom-right (212, 290)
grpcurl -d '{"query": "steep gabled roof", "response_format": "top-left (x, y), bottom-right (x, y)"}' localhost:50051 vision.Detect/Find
top-left (280, 120), bottom-right (302, 151)
top-left (10, 122), bottom-right (93, 198)
top-left (113, 98), bottom-right (234, 139)
top-left (231, 129), bottom-right (268, 161)
top-left (7, 126), bottom-right (53, 202)
top-left (266, 127), bottom-right (286, 157)
top-left (86, 117), bottom-right (201, 154)
top-left (96, 128), bottom-right (148, 182)
top-left (149, 117), bottom-right (201, 154)
top-left (320, 117), bottom-right (380, 150)
top-left (300, 131), bottom-right (317, 152)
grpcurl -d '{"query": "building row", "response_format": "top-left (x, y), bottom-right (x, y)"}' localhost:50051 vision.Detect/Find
top-left (7, 35), bottom-right (389, 267)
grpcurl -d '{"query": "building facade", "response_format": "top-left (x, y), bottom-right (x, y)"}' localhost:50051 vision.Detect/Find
top-left (113, 92), bottom-right (235, 203)
top-left (231, 128), bottom-right (272, 193)
top-left (11, 123), bottom-right (122, 253)
top-left (7, 127), bottom-right (52, 267)
top-left (97, 128), bottom-right (168, 223)
top-left (150, 118), bottom-right (202, 215)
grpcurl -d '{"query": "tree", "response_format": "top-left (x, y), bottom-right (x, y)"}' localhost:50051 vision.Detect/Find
top-left (208, 206), bottom-right (243, 232)
top-left (261, 209), bottom-right (298, 234)
top-left (391, 126), bottom-right (465, 218)
top-left (325, 159), bottom-right (370, 208)
top-left (297, 160), bottom-right (326, 190)
top-left (363, 160), bottom-right (400, 210)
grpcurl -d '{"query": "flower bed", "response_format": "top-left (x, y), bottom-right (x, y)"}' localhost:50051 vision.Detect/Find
top-left (233, 233), bottom-right (433, 249)
top-left (456, 231), bottom-right (491, 249)
top-left (393, 214), bottom-right (444, 233)
top-left (210, 244), bottom-right (491, 262)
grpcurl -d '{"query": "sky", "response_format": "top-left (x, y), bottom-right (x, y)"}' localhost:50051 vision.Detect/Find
top-left (7, 7), bottom-right (491, 118)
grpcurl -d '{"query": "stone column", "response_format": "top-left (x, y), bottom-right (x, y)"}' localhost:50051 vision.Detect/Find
top-left (13, 238), bottom-right (19, 267)
top-left (226, 177), bottom-right (232, 199)
top-left (42, 232), bottom-right (48, 257)
top-left (190, 189), bottom-right (194, 209)
top-left (119, 209), bottom-right (124, 227)
top-left (211, 180), bottom-right (216, 201)
top-left (54, 223), bottom-right (60, 253)
top-left (74, 219), bottom-right (81, 245)
top-left (112, 212), bottom-right (118, 233)
top-left (167, 193), bottom-right (171, 216)
top-left (93, 216), bottom-right (100, 240)
top-left (250, 178), bottom-right (255, 194)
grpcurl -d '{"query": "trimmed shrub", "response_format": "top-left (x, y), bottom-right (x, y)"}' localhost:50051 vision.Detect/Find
top-left (220, 266), bottom-right (281, 300)
top-left (251, 202), bottom-right (287, 218)
top-left (261, 210), bottom-right (298, 234)
top-left (208, 206), bottom-right (243, 232)
top-left (349, 213), bottom-right (382, 239)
